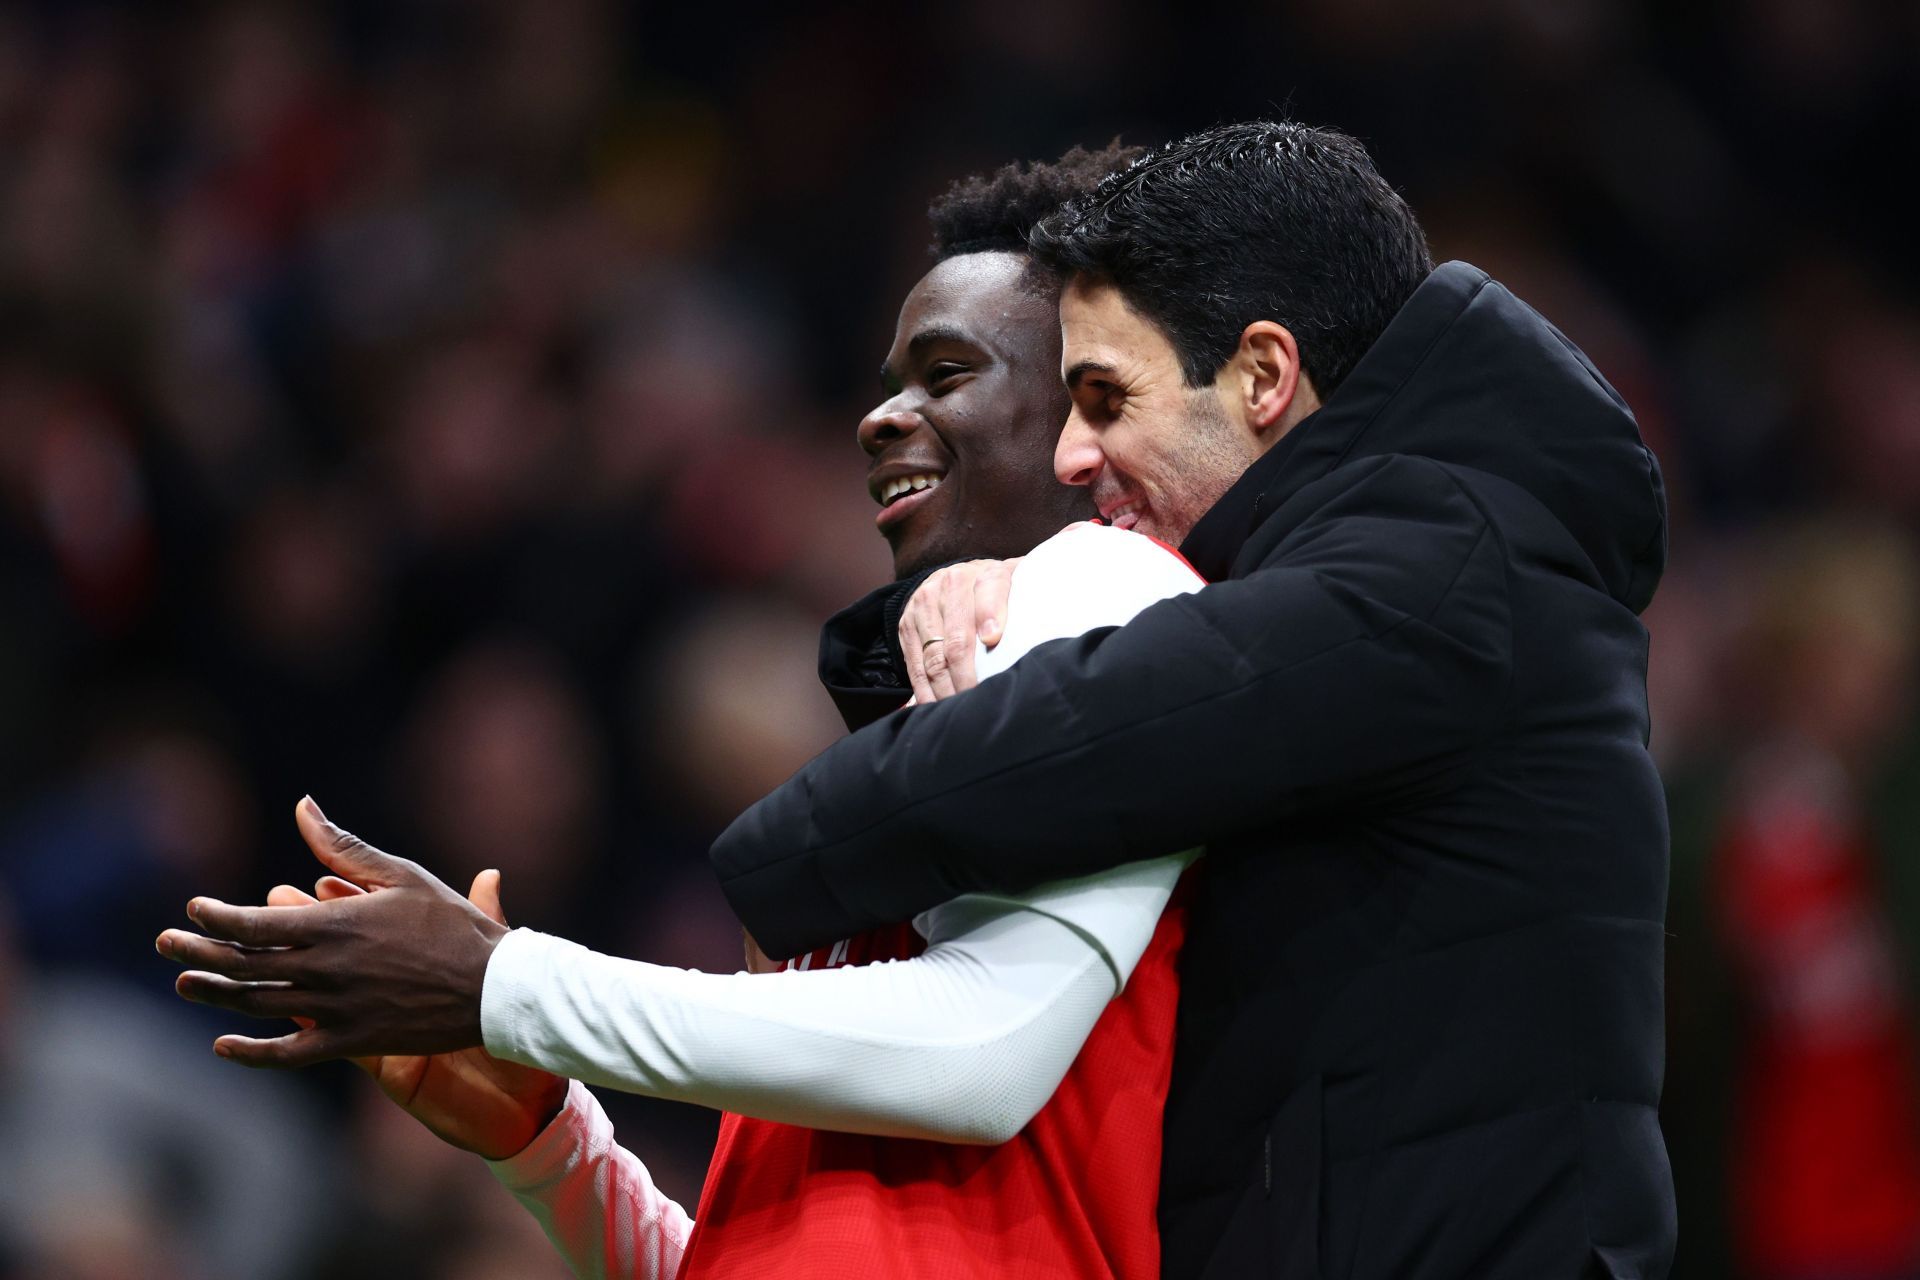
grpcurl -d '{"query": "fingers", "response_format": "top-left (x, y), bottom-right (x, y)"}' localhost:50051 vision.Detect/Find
top-left (315, 876), bottom-right (365, 901)
top-left (281, 1015), bottom-right (375, 1072)
top-left (975, 557), bottom-right (1019, 650)
top-left (468, 869), bottom-right (507, 926)
top-left (896, 560), bottom-right (1022, 703)
top-left (185, 897), bottom-right (332, 948)
top-left (294, 796), bottom-right (413, 890)
top-left (938, 567), bottom-right (978, 695)
top-left (158, 929), bottom-right (305, 982)
top-left (200, 951), bottom-right (372, 1074)
top-left (916, 566), bottom-right (975, 702)
top-left (213, 1027), bottom-right (350, 1070)
top-left (175, 970), bottom-right (314, 1019)
top-left (920, 629), bottom-right (959, 702)
top-left (902, 567), bottom-right (961, 702)
top-left (899, 586), bottom-right (935, 704)
top-left (266, 884), bottom-right (317, 908)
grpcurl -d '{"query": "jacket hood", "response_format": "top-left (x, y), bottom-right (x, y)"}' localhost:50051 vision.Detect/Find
top-left (1186, 261), bottom-right (1667, 612)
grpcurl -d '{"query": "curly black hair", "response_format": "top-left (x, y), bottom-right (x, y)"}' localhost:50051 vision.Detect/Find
top-left (928, 140), bottom-right (1144, 263)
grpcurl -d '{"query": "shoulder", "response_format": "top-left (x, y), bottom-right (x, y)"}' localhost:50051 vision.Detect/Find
top-left (1240, 454), bottom-right (1495, 580)
top-left (1018, 522), bottom-right (1206, 595)
top-left (975, 526), bottom-right (1206, 679)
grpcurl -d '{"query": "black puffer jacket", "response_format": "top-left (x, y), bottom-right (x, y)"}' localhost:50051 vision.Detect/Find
top-left (713, 262), bottom-right (1675, 1279)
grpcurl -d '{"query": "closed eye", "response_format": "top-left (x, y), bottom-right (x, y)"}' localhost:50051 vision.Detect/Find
top-left (1074, 378), bottom-right (1123, 420)
top-left (927, 362), bottom-right (971, 392)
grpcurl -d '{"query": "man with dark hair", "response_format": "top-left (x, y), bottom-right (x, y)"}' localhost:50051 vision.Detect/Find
top-left (165, 142), bottom-right (1221, 1279)
top-left (1031, 123), bottom-right (1428, 395)
top-left (714, 120), bottom-right (1677, 1278)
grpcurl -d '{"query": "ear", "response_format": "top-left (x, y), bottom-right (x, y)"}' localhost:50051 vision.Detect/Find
top-left (1225, 321), bottom-right (1315, 442)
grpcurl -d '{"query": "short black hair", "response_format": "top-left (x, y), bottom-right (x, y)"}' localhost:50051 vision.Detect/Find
top-left (1028, 120), bottom-right (1432, 394)
top-left (929, 140), bottom-right (1145, 263)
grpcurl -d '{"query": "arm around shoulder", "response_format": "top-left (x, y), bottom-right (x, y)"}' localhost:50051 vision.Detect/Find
top-left (716, 459), bottom-right (1512, 957)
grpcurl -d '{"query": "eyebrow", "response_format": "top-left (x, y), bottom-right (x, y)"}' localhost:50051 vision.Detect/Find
top-left (879, 325), bottom-right (981, 389)
top-left (1063, 359), bottom-right (1120, 390)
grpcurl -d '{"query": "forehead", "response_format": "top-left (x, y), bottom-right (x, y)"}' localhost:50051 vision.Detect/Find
top-left (1059, 278), bottom-right (1175, 368)
top-left (897, 252), bottom-right (1054, 346)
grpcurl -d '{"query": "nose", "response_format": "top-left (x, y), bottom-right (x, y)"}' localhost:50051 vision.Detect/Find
top-left (858, 404), bottom-right (920, 457)
top-left (1054, 408), bottom-right (1104, 487)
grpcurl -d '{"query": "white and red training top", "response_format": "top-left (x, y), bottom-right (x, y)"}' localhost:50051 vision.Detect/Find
top-left (478, 524), bottom-right (1207, 1278)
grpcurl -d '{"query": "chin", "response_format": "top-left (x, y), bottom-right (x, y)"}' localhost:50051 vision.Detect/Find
top-left (894, 529), bottom-right (979, 580)
top-left (889, 539), bottom-right (937, 581)
top-left (892, 552), bottom-right (942, 581)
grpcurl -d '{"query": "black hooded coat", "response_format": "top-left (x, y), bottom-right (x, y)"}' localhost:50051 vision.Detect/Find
top-left (712, 262), bottom-right (1677, 1279)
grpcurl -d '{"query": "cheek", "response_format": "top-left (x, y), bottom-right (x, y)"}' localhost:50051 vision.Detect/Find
top-left (1115, 414), bottom-right (1178, 485)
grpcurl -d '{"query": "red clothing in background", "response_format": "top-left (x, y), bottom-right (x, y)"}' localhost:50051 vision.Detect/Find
top-left (1716, 748), bottom-right (1920, 1277)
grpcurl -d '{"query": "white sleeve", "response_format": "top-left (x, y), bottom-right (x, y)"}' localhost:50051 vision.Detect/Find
top-left (940, 523), bottom-right (1207, 984)
top-left (486, 1079), bottom-right (692, 1280)
top-left (479, 525), bottom-right (1205, 1144)
top-left (483, 898), bottom-right (1110, 1145)
top-left (974, 523), bottom-right (1206, 688)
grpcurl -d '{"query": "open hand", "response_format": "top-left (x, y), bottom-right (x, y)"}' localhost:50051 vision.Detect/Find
top-left (158, 797), bottom-right (507, 1067)
top-left (269, 873), bottom-right (568, 1161)
top-left (898, 557), bottom-right (1020, 703)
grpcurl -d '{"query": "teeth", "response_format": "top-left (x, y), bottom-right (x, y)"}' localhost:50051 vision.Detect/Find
top-left (880, 474), bottom-right (943, 506)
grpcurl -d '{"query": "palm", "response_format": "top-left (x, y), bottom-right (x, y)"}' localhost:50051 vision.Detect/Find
top-left (362, 1045), bottom-right (565, 1159)
top-left (268, 870), bottom-right (567, 1161)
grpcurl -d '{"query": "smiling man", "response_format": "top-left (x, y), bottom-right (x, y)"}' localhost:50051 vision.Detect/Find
top-left (161, 142), bottom-right (1228, 1279)
top-left (712, 120), bottom-right (1677, 1280)
top-left (864, 261), bottom-right (1091, 568)
top-left (1046, 279), bottom-right (1310, 542)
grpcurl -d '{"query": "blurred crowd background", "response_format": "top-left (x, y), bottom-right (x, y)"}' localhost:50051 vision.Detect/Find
top-left (1, 1), bottom-right (1917, 1277)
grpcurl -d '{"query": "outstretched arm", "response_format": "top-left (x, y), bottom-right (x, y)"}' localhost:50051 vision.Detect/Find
top-left (169, 804), bottom-right (1187, 1142)
top-left (480, 848), bottom-right (1188, 1145)
top-left (160, 525), bottom-right (1202, 1142)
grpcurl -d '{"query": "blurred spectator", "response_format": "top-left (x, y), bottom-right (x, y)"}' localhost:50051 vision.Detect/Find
top-left (1, 709), bottom-right (252, 976)
top-left (645, 597), bottom-right (848, 831)
top-left (297, 1085), bottom-right (569, 1280)
top-left (394, 638), bottom-right (603, 929)
top-left (1712, 516), bottom-right (1920, 1279)
top-left (0, 893), bottom-right (330, 1280)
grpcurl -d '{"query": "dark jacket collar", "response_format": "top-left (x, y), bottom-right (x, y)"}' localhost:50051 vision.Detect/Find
top-left (1182, 261), bottom-right (1666, 611)
top-left (1179, 417), bottom-right (1312, 583)
top-left (817, 575), bottom-right (924, 732)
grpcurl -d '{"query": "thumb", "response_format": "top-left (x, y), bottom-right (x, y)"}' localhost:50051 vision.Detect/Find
top-left (294, 796), bottom-right (411, 889)
top-left (468, 868), bottom-right (508, 926)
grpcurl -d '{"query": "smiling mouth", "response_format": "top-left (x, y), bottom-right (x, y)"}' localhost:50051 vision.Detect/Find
top-left (877, 472), bottom-right (944, 508)
top-left (873, 471), bottom-right (948, 531)
top-left (1101, 497), bottom-right (1146, 532)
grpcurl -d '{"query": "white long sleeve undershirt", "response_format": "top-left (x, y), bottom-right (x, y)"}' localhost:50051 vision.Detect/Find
top-left (490, 1080), bottom-right (691, 1280)
top-left (480, 523), bottom-right (1205, 1278)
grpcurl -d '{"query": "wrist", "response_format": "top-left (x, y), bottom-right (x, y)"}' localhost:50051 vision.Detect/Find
top-left (529, 1073), bottom-right (570, 1134)
top-left (463, 916), bottom-right (510, 1046)
top-left (487, 1072), bottom-right (572, 1161)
